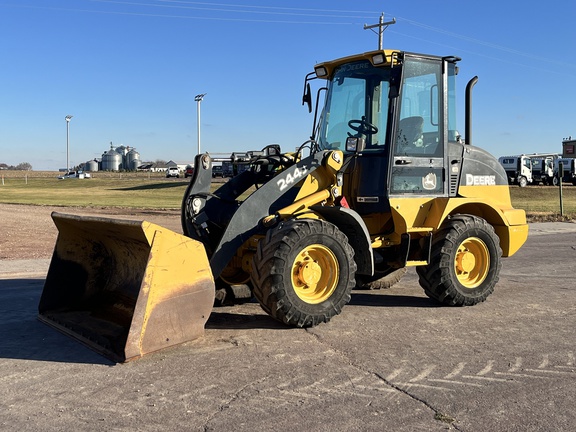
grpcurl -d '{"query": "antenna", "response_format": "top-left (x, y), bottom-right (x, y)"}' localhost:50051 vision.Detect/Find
top-left (364, 13), bottom-right (396, 50)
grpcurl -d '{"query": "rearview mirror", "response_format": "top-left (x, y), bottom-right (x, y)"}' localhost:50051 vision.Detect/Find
top-left (302, 83), bottom-right (312, 113)
top-left (346, 137), bottom-right (366, 153)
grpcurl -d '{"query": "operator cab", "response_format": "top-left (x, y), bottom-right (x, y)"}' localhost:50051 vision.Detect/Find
top-left (309, 51), bottom-right (461, 215)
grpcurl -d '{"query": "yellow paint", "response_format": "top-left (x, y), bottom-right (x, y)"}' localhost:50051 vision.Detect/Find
top-left (387, 187), bottom-right (528, 257)
top-left (291, 244), bottom-right (339, 304)
top-left (454, 237), bottom-right (490, 288)
top-left (41, 213), bottom-right (215, 362)
top-left (315, 50), bottom-right (401, 79)
top-left (269, 150), bottom-right (343, 222)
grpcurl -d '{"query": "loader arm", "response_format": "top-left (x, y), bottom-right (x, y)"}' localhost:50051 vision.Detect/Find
top-left (182, 150), bottom-right (331, 278)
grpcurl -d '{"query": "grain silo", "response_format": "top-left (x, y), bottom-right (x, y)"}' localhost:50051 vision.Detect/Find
top-left (101, 143), bottom-right (122, 171)
top-left (85, 159), bottom-right (99, 172)
top-left (126, 148), bottom-right (141, 171)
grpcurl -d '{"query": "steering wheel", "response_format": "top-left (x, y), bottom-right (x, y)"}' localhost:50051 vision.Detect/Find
top-left (348, 118), bottom-right (378, 136)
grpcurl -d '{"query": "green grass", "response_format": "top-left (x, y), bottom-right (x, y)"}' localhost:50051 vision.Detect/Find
top-left (509, 185), bottom-right (576, 220)
top-left (1, 171), bottom-right (575, 220)
top-left (0, 173), bottom-right (189, 208)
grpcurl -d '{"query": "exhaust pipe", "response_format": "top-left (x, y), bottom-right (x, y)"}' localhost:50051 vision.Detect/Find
top-left (465, 76), bottom-right (478, 146)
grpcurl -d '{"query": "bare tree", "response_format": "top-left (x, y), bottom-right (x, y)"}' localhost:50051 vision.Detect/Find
top-left (15, 162), bottom-right (33, 171)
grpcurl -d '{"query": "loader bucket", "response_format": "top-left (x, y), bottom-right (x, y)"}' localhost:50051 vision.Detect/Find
top-left (38, 212), bottom-right (215, 363)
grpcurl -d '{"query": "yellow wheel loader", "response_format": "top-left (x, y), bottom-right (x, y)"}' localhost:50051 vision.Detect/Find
top-left (39, 49), bottom-right (528, 362)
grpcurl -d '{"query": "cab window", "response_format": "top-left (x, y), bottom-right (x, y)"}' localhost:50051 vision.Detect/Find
top-left (395, 59), bottom-right (442, 157)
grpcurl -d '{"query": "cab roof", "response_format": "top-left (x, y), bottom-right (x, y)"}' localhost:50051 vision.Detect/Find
top-left (313, 50), bottom-right (459, 79)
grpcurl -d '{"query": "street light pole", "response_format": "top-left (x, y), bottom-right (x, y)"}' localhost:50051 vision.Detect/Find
top-left (65, 115), bottom-right (73, 172)
top-left (194, 93), bottom-right (206, 155)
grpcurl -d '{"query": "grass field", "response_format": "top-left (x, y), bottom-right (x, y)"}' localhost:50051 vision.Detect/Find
top-left (1, 170), bottom-right (575, 220)
top-left (507, 185), bottom-right (576, 220)
top-left (0, 171), bottom-right (188, 208)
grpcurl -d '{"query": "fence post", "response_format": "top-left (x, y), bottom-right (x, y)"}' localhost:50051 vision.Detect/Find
top-left (558, 162), bottom-right (564, 216)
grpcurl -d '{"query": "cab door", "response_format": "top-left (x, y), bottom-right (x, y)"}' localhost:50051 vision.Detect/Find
top-left (389, 56), bottom-right (448, 197)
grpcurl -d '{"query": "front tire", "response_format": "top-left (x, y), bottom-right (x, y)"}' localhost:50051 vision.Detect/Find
top-left (416, 215), bottom-right (502, 306)
top-left (518, 176), bottom-right (528, 187)
top-left (251, 219), bottom-right (356, 327)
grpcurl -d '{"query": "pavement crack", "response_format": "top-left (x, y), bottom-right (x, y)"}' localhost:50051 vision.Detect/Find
top-left (305, 329), bottom-right (461, 430)
top-left (202, 376), bottom-right (269, 432)
top-left (373, 371), bottom-right (461, 430)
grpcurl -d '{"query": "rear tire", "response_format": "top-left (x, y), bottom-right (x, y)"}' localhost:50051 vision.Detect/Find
top-left (417, 215), bottom-right (502, 306)
top-left (213, 279), bottom-right (253, 307)
top-left (251, 219), bottom-right (356, 327)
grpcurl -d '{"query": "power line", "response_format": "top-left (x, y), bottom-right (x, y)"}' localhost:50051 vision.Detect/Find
top-left (390, 29), bottom-right (576, 78)
top-left (395, 16), bottom-right (574, 68)
top-left (83, 0), bottom-right (576, 69)
top-left (88, 0), bottom-right (378, 19)
top-left (1, 2), bottom-right (370, 25)
top-left (5, 1), bottom-right (574, 70)
top-left (96, 0), bottom-right (381, 15)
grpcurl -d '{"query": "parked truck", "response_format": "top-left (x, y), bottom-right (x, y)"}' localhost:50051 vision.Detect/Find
top-left (557, 157), bottom-right (576, 185)
top-left (530, 155), bottom-right (558, 186)
top-left (498, 153), bottom-right (559, 186)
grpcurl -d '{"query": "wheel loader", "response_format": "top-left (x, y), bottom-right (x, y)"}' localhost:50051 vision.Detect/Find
top-left (39, 49), bottom-right (529, 362)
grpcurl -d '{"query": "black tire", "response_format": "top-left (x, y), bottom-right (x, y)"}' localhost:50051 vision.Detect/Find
top-left (251, 219), bottom-right (356, 327)
top-left (214, 263), bottom-right (254, 306)
top-left (415, 265), bottom-right (439, 301)
top-left (357, 267), bottom-right (407, 290)
top-left (518, 176), bottom-right (528, 187)
top-left (214, 278), bottom-right (253, 307)
top-left (416, 215), bottom-right (502, 306)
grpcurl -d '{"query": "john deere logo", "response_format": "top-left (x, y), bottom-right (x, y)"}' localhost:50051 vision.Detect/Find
top-left (422, 173), bottom-right (437, 190)
top-left (466, 174), bottom-right (496, 186)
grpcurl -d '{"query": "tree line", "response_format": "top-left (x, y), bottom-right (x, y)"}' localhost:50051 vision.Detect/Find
top-left (0, 162), bottom-right (33, 170)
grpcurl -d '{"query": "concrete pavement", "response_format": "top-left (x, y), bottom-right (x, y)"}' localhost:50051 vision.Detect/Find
top-left (1, 222), bottom-right (575, 431)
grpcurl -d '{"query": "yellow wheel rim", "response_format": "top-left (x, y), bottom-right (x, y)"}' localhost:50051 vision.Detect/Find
top-left (291, 244), bottom-right (339, 304)
top-left (454, 237), bottom-right (490, 288)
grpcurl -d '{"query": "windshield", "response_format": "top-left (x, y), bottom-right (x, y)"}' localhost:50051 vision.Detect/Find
top-left (317, 61), bottom-right (392, 153)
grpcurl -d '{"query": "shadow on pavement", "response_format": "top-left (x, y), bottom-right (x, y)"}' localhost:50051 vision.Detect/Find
top-left (349, 290), bottom-right (442, 308)
top-left (0, 277), bottom-right (441, 363)
top-left (206, 310), bottom-right (285, 330)
top-left (0, 278), bottom-right (114, 365)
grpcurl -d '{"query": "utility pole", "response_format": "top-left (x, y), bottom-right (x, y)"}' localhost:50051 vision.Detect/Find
top-left (364, 13), bottom-right (396, 50)
top-left (194, 93), bottom-right (206, 155)
top-left (65, 115), bottom-right (73, 172)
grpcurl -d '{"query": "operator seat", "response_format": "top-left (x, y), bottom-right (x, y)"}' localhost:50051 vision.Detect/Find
top-left (397, 116), bottom-right (424, 153)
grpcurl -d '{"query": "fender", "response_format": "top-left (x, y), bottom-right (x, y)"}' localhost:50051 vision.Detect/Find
top-left (310, 205), bottom-right (374, 276)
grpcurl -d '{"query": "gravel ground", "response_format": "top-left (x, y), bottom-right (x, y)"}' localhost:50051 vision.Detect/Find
top-left (0, 204), bottom-right (182, 260)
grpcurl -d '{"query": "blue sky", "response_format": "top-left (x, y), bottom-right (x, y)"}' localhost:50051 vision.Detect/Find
top-left (1, 0), bottom-right (575, 171)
